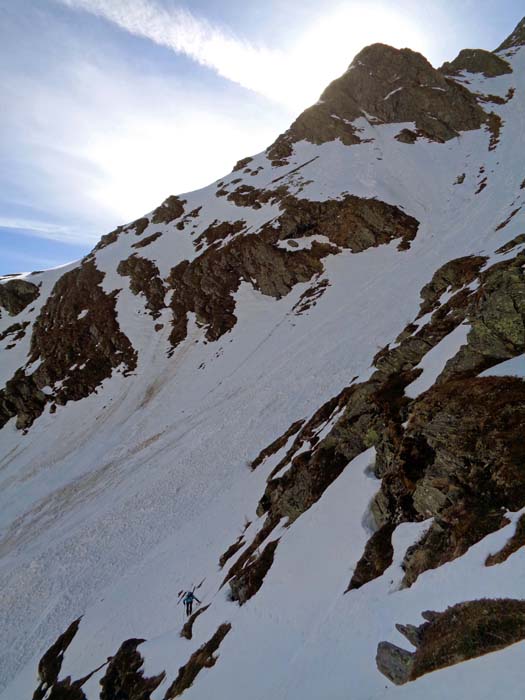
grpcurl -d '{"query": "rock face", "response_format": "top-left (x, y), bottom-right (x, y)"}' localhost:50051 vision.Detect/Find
top-left (117, 254), bottom-right (167, 319)
top-left (268, 43), bottom-right (489, 164)
top-left (99, 639), bottom-right (165, 700)
top-left (0, 260), bottom-right (137, 429)
top-left (3, 15), bottom-right (525, 700)
top-left (164, 624), bottom-right (232, 699)
top-left (440, 49), bottom-right (512, 77)
top-left (377, 599), bottom-right (525, 684)
top-left (0, 278), bottom-right (39, 316)
top-left (168, 193), bottom-right (418, 347)
top-left (33, 619), bottom-right (83, 700)
top-left (32, 621), bottom-right (165, 700)
top-left (496, 17), bottom-right (525, 52)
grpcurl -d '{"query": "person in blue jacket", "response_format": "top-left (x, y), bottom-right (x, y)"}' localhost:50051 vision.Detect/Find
top-left (183, 590), bottom-right (200, 616)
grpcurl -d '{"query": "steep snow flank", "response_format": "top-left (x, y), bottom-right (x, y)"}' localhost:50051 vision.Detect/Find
top-left (0, 38), bottom-right (524, 700)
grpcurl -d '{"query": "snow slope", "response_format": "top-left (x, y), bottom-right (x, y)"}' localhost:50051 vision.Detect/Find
top-left (1, 32), bottom-right (525, 700)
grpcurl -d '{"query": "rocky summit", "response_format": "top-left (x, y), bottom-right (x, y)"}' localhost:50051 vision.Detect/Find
top-left (1, 16), bottom-right (525, 700)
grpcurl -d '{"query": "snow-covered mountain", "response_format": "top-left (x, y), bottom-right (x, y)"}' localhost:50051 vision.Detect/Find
top-left (1, 17), bottom-right (525, 700)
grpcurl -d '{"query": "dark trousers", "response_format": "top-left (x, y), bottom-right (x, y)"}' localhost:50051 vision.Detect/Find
top-left (186, 601), bottom-right (193, 616)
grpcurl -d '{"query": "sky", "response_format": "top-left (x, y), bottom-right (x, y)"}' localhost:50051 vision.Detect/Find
top-left (0, 0), bottom-right (523, 274)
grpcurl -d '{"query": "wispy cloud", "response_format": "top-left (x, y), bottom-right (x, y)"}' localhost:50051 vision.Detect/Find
top-left (0, 217), bottom-right (96, 244)
top-left (58, 0), bottom-right (434, 110)
top-left (59, 0), bottom-right (289, 103)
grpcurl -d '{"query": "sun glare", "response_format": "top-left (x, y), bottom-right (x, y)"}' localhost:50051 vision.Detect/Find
top-left (280, 3), bottom-right (433, 110)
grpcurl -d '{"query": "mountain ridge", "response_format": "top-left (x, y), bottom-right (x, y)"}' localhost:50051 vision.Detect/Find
top-left (1, 16), bottom-right (525, 700)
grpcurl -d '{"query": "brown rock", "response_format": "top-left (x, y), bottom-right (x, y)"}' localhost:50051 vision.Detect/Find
top-left (0, 278), bottom-right (40, 316)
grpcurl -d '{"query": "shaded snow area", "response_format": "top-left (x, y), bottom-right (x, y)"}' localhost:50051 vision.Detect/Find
top-left (480, 354), bottom-right (525, 378)
top-left (0, 41), bottom-right (525, 700)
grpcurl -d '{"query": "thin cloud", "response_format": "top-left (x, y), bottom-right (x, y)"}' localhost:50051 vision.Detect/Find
top-left (58, 0), bottom-right (289, 104)
top-left (57, 0), bottom-right (434, 110)
top-left (0, 217), bottom-right (96, 245)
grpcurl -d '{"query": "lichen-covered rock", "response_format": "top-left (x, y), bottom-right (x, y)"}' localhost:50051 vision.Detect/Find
top-left (383, 376), bottom-right (525, 587)
top-left (0, 278), bottom-right (39, 316)
top-left (440, 48), bottom-right (512, 77)
top-left (378, 599), bottom-right (525, 685)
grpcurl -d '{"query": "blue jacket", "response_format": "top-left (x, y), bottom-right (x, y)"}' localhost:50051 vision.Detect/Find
top-left (183, 592), bottom-right (200, 604)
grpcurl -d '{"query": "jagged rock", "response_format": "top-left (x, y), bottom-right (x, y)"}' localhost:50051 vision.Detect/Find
top-left (218, 536), bottom-right (245, 569)
top-left (440, 48), bottom-right (512, 77)
top-left (486, 513), bottom-right (525, 566)
top-left (376, 641), bottom-right (414, 685)
top-left (0, 260), bottom-right (137, 430)
top-left (378, 599), bottom-right (525, 684)
top-left (132, 231), bottom-right (163, 249)
top-left (347, 523), bottom-right (395, 591)
top-left (0, 320), bottom-right (29, 343)
top-left (440, 250), bottom-right (525, 380)
top-left (496, 16), bottom-right (525, 52)
top-left (393, 376), bottom-right (525, 587)
top-left (167, 193), bottom-right (417, 348)
top-left (32, 622), bottom-right (163, 700)
top-left (268, 44), bottom-right (488, 164)
top-left (251, 419), bottom-right (305, 469)
top-left (99, 638), bottom-right (165, 700)
top-left (232, 155), bottom-right (253, 172)
top-left (418, 255), bottom-right (487, 314)
top-left (0, 278), bottom-right (39, 316)
top-left (117, 254), bottom-right (167, 319)
top-left (151, 195), bottom-right (186, 224)
top-left (229, 539), bottom-right (279, 605)
top-left (93, 217), bottom-right (149, 252)
top-left (33, 619), bottom-right (82, 700)
top-left (180, 605), bottom-right (210, 640)
top-left (164, 623), bottom-right (232, 699)
top-left (194, 219), bottom-right (246, 251)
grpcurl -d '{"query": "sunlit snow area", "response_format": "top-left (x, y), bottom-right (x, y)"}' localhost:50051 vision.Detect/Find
top-left (0, 38), bottom-right (524, 700)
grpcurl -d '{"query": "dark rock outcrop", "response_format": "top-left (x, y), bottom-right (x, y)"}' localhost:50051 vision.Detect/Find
top-left (164, 623), bottom-right (232, 699)
top-left (0, 260), bottom-right (137, 430)
top-left (0, 278), bottom-right (39, 316)
top-left (496, 16), bottom-right (525, 52)
top-left (117, 254), bottom-right (167, 319)
top-left (32, 621), bottom-right (164, 700)
top-left (33, 619), bottom-right (83, 700)
top-left (251, 419), bottom-right (305, 469)
top-left (229, 539), bottom-right (279, 605)
top-left (132, 231), bottom-right (163, 249)
top-left (440, 49), bottom-right (512, 77)
top-left (151, 195), bottom-right (186, 225)
top-left (268, 44), bottom-right (488, 164)
top-left (180, 605), bottom-right (210, 640)
top-left (168, 193), bottom-right (418, 348)
top-left (93, 217), bottom-right (149, 252)
top-left (377, 599), bottom-right (525, 684)
top-left (99, 638), bottom-right (165, 700)
top-left (485, 513), bottom-right (525, 566)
